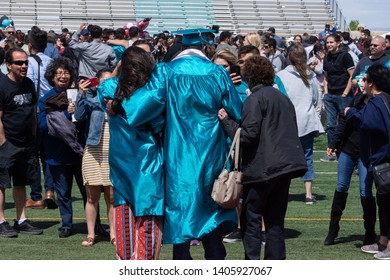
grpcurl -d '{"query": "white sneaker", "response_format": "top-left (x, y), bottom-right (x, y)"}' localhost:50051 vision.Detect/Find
top-left (374, 247), bottom-right (390, 260)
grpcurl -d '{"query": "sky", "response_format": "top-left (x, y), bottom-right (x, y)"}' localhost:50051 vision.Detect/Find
top-left (336, 0), bottom-right (390, 30)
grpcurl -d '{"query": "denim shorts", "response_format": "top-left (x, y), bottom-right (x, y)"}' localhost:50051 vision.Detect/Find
top-left (0, 140), bottom-right (37, 188)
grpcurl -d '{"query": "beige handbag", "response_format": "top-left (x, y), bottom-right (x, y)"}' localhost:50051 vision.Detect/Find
top-left (211, 128), bottom-right (243, 209)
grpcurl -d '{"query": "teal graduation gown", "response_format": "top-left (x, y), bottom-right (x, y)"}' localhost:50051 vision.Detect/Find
top-left (97, 70), bottom-right (166, 217)
top-left (162, 54), bottom-right (242, 244)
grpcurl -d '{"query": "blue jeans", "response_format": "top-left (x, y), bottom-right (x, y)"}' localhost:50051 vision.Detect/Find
top-left (300, 132), bottom-right (315, 181)
top-left (323, 94), bottom-right (352, 145)
top-left (49, 162), bottom-right (85, 230)
top-left (30, 129), bottom-right (54, 201)
top-left (336, 152), bottom-right (374, 199)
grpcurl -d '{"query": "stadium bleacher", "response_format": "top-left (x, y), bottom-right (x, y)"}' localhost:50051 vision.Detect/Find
top-left (2, 0), bottom-right (346, 35)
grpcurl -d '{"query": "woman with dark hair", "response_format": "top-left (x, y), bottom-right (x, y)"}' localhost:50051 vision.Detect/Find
top-left (323, 69), bottom-right (376, 247)
top-left (275, 44), bottom-right (324, 204)
top-left (346, 64), bottom-right (390, 260)
top-left (218, 56), bottom-right (307, 259)
top-left (321, 34), bottom-right (355, 162)
top-left (98, 46), bottom-right (165, 260)
top-left (293, 34), bottom-right (303, 45)
top-left (38, 56), bottom-right (86, 238)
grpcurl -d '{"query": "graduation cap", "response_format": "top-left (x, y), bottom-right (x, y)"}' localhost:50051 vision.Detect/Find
top-left (174, 28), bottom-right (215, 46)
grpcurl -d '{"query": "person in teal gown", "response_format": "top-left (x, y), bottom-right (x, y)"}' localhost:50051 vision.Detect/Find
top-left (100, 29), bottom-right (242, 260)
top-left (98, 47), bottom-right (166, 260)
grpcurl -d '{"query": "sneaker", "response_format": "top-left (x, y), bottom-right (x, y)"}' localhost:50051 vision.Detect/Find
top-left (361, 242), bottom-right (387, 254)
top-left (305, 196), bottom-right (317, 205)
top-left (190, 239), bottom-right (200, 246)
top-left (374, 247), bottom-right (390, 260)
top-left (320, 154), bottom-right (337, 162)
top-left (13, 220), bottom-right (43, 235)
top-left (0, 221), bottom-right (18, 238)
top-left (223, 229), bottom-right (242, 243)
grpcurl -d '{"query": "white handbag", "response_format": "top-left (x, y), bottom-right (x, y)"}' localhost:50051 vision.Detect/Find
top-left (211, 128), bottom-right (243, 209)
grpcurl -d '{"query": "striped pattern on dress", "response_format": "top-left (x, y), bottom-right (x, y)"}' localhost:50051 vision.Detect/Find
top-left (115, 204), bottom-right (163, 260)
top-left (82, 121), bottom-right (112, 186)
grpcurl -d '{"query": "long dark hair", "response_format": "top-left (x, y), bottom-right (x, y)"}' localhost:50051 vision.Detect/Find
top-left (112, 46), bottom-right (155, 112)
top-left (288, 44), bottom-right (310, 87)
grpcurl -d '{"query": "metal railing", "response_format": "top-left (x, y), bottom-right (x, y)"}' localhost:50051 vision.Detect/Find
top-left (328, 0), bottom-right (349, 31)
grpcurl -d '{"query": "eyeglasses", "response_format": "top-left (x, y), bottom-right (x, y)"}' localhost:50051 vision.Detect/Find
top-left (370, 44), bottom-right (379, 47)
top-left (55, 71), bottom-right (71, 77)
top-left (12, 60), bottom-right (28, 66)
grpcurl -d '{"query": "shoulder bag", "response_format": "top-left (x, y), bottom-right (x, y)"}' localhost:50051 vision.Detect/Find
top-left (211, 128), bottom-right (243, 209)
top-left (371, 94), bottom-right (390, 194)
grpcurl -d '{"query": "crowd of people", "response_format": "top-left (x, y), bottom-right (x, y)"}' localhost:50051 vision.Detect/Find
top-left (1, 16), bottom-right (390, 260)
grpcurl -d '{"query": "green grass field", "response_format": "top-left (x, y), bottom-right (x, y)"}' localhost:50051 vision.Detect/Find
top-left (0, 134), bottom-right (378, 260)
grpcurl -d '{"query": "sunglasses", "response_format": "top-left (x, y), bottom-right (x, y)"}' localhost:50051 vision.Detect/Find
top-left (7, 31), bottom-right (15, 35)
top-left (12, 60), bottom-right (29, 66)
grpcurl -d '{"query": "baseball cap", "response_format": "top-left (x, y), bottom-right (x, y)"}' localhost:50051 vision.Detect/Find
top-left (80, 29), bottom-right (90, 36)
top-left (268, 27), bottom-right (276, 34)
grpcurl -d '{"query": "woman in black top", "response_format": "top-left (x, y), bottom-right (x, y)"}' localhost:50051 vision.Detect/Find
top-left (324, 90), bottom-right (375, 246)
top-left (218, 56), bottom-right (307, 260)
top-left (321, 34), bottom-right (355, 161)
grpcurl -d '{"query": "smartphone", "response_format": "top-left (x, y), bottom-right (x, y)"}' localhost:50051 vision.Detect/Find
top-left (230, 65), bottom-right (241, 86)
top-left (230, 65), bottom-right (241, 76)
top-left (87, 77), bottom-right (99, 87)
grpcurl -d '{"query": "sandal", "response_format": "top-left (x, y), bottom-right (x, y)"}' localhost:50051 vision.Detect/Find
top-left (110, 237), bottom-right (116, 246)
top-left (81, 236), bottom-right (95, 247)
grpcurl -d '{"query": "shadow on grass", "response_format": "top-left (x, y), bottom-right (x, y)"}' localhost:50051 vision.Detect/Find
top-left (285, 228), bottom-right (302, 240)
top-left (288, 193), bottom-right (326, 203)
top-left (31, 220), bottom-right (60, 230)
top-left (334, 234), bottom-right (366, 247)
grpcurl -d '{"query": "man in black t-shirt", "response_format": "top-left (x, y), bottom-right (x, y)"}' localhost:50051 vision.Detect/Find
top-left (0, 48), bottom-right (43, 238)
top-left (352, 36), bottom-right (390, 88)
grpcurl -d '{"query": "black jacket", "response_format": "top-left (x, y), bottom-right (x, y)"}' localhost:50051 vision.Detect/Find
top-left (221, 85), bottom-right (307, 184)
top-left (329, 92), bottom-right (366, 156)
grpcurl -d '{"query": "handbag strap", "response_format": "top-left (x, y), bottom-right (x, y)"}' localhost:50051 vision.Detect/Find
top-left (222, 128), bottom-right (241, 170)
top-left (30, 54), bottom-right (42, 98)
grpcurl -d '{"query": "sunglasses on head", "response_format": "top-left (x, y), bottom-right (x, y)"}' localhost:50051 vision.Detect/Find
top-left (12, 60), bottom-right (29, 66)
